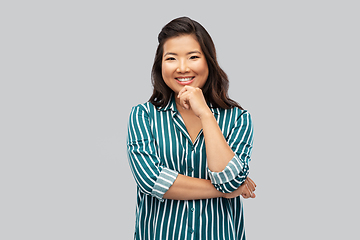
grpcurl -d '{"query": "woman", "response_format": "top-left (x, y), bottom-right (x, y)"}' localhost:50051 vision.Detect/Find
top-left (127, 16), bottom-right (256, 240)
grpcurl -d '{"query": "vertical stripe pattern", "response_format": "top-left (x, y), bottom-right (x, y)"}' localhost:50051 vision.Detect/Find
top-left (127, 97), bottom-right (254, 240)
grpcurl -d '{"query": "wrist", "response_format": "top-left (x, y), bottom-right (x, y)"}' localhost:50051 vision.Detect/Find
top-left (198, 108), bottom-right (213, 120)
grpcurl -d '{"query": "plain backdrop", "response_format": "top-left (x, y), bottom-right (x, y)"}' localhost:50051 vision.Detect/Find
top-left (1, 0), bottom-right (359, 239)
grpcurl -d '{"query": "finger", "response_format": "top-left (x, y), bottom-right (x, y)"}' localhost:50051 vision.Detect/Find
top-left (246, 179), bottom-right (256, 198)
top-left (247, 183), bottom-right (254, 197)
top-left (245, 193), bottom-right (256, 199)
top-left (245, 178), bottom-right (256, 192)
top-left (178, 89), bottom-right (190, 100)
top-left (177, 85), bottom-right (194, 98)
top-left (246, 179), bottom-right (256, 192)
top-left (242, 183), bottom-right (252, 199)
top-left (247, 177), bottom-right (257, 188)
top-left (178, 90), bottom-right (193, 109)
top-left (178, 94), bottom-right (190, 110)
top-left (183, 100), bottom-right (190, 110)
top-left (177, 87), bottom-right (188, 98)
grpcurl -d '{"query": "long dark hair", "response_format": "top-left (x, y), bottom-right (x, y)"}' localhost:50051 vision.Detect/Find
top-left (149, 16), bottom-right (243, 110)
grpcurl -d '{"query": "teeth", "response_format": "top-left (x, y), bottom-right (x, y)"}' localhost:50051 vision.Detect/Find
top-left (176, 77), bottom-right (193, 82)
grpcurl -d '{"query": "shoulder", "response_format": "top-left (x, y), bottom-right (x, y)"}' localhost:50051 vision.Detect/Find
top-left (129, 102), bottom-right (163, 123)
top-left (130, 102), bottom-right (156, 115)
top-left (232, 108), bottom-right (252, 126)
top-left (215, 107), bottom-right (253, 132)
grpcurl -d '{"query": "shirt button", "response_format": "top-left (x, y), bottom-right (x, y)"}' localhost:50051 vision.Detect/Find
top-left (190, 207), bottom-right (195, 212)
top-left (188, 167), bottom-right (194, 172)
top-left (189, 229), bottom-right (194, 234)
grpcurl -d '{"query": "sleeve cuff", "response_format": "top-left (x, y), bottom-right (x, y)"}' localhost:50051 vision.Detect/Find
top-left (151, 168), bottom-right (178, 201)
top-left (207, 155), bottom-right (246, 185)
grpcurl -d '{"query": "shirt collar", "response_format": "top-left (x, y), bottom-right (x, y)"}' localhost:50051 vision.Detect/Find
top-left (158, 95), bottom-right (178, 113)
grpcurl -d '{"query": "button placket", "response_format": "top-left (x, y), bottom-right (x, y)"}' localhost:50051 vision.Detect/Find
top-left (187, 200), bottom-right (195, 237)
top-left (186, 143), bottom-right (194, 176)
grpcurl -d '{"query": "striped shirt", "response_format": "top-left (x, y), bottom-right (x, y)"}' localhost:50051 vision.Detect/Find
top-left (127, 96), bottom-right (254, 240)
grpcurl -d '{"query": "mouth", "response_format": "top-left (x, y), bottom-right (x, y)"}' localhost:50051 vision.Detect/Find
top-left (175, 77), bottom-right (195, 85)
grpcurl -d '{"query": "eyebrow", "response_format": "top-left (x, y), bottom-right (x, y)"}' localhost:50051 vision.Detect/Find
top-left (164, 51), bottom-right (202, 57)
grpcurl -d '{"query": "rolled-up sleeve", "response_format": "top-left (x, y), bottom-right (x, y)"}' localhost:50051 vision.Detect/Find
top-left (208, 110), bottom-right (253, 193)
top-left (127, 105), bottom-right (178, 201)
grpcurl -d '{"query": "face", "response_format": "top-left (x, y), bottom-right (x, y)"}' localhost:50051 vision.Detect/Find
top-left (161, 34), bottom-right (209, 95)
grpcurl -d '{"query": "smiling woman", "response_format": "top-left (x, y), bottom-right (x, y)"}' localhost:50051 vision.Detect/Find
top-left (127, 16), bottom-right (256, 240)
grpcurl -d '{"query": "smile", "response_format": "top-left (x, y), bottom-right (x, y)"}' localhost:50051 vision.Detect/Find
top-left (175, 77), bottom-right (195, 85)
top-left (176, 77), bottom-right (194, 82)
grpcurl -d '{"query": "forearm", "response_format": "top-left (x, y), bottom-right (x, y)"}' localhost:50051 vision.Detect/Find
top-left (163, 174), bottom-right (224, 200)
top-left (200, 111), bottom-right (235, 172)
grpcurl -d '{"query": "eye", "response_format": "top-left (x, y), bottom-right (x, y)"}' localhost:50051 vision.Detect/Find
top-left (165, 57), bottom-right (176, 61)
top-left (189, 56), bottom-right (199, 60)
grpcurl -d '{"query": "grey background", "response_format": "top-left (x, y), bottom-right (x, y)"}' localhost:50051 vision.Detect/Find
top-left (1, 0), bottom-right (359, 239)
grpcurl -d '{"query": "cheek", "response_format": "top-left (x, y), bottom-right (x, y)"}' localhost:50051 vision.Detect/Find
top-left (161, 63), bottom-right (171, 78)
top-left (161, 65), bottom-right (167, 80)
top-left (197, 62), bottom-right (209, 76)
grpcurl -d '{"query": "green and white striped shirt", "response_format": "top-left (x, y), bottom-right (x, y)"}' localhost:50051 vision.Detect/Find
top-left (127, 96), bottom-right (254, 240)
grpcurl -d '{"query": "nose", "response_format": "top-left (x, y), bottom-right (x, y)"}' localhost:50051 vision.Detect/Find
top-left (176, 60), bottom-right (189, 73)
